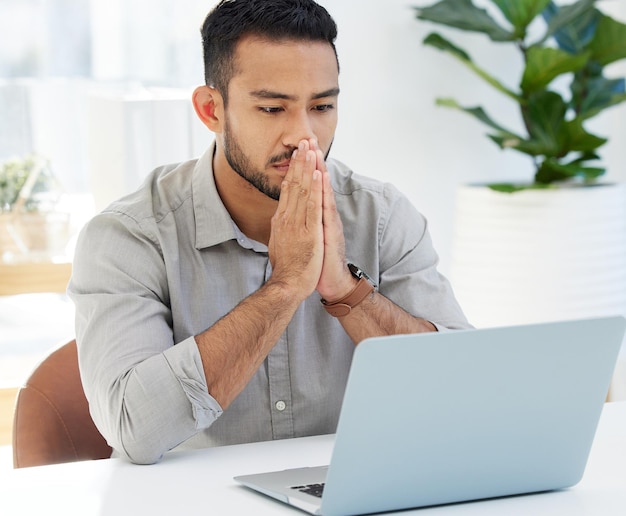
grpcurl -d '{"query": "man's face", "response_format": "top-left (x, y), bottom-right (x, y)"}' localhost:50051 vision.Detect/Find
top-left (219, 35), bottom-right (339, 200)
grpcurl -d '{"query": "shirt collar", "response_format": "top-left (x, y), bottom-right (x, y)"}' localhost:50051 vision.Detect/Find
top-left (192, 141), bottom-right (239, 250)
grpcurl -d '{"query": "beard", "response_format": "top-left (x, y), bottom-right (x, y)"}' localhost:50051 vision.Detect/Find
top-left (223, 118), bottom-right (284, 201)
top-left (222, 116), bottom-right (334, 201)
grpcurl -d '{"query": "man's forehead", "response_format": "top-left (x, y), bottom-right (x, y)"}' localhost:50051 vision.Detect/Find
top-left (232, 34), bottom-right (338, 73)
top-left (229, 36), bottom-right (339, 100)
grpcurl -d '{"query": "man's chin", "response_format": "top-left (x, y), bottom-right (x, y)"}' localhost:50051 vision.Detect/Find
top-left (263, 188), bottom-right (281, 202)
top-left (250, 179), bottom-right (281, 201)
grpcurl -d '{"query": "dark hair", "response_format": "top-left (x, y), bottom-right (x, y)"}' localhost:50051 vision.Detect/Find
top-left (201, 0), bottom-right (338, 103)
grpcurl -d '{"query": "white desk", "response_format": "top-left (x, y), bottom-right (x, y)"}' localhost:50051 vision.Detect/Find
top-left (2, 402), bottom-right (626, 516)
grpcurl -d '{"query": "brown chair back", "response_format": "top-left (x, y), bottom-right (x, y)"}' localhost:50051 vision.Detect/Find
top-left (12, 339), bottom-right (112, 468)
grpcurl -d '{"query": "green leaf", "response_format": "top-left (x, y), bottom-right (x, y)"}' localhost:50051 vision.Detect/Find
top-left (424, 33), bottom-right (521, 101)
top-left (422, 32), bottom-right (470, 61)
top-left (435, 98), bottom-right (521, 137)
top-left (433, 97), bottom-right (553, 157)
top-left (571, 64), bottom-right (626, 119)
top-left (535, 159), bottom-right (577, 183)
top-left (488, 103), bottom-right (607, 160)
top-left (487, 182), bottom-right (552, 193)
top-left (568, 151), bottom-right (601, 164)
top-left (523, 91), bottom-right (567, 156)
top-left (535, 157), bottom-right (605, 184)
top-left (559, 118), bottom-right (607, 152)
top-left (488, 134), bottom-right (551, 157)
top-left (587, 14), bottom-right (626, 66)
top-left (488, 183), bottom-right (525, 193)
top-left (414, 0), bottom-right (515, 42)
top-left (492, 0), bottom-right (551, 36)
top-left (435, 94), bottom-right (559, 158)
top-left (523, 93), bottom-right (607, 157)
top-left (521, 46), bottom-right (590, 93)
top-left (581, 166), bottom-right (605, 180)
top-left (540, 0), bottom-right (599, 50)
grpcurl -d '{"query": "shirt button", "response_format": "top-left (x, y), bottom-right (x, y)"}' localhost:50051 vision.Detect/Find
top-left (275, 400), bottom-right (286, 411)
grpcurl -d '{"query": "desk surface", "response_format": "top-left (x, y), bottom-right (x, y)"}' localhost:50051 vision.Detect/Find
top-left (2, 402), bottom-right (625, 516)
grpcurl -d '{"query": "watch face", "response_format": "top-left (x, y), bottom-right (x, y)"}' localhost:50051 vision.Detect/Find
top-left (347, 263), bottom-right (377, 288)
top-left (347, 263), bottom-right (363, 279)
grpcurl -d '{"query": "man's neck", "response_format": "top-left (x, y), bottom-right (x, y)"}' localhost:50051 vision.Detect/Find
top-left (212, 151), bottom-right (276, 245)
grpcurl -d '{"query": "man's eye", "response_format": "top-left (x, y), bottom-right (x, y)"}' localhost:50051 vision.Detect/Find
top-left (259, 107), bottom-right (283, 114)
top-left (313, 104), bottom-right (334, 112)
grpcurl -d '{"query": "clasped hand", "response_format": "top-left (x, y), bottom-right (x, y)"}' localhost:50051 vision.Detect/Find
top-left (268, 139), bottom-right (356, 304)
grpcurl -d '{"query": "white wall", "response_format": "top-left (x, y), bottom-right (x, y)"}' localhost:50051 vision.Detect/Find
top-left (3, 0), bottom-right (625, 276)
top-left (318, 0), bottom-right (626, 275)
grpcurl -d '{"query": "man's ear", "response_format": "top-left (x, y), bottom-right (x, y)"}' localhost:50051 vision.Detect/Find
top-left (192, 85), bottom-right (223, 132)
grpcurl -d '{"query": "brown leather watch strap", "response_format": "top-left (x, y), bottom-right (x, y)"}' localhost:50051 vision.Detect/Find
top-left (321, 277), bottom-right (375, 317)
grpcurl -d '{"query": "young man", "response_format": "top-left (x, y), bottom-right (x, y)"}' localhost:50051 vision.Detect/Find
top-left (68, 0), bottom-right (470, 464)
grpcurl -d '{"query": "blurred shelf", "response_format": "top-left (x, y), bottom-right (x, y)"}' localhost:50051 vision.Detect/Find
top-left (0, 387), bottom-right (17, 446)
top-left (0, 261), bottom-right (72, 296)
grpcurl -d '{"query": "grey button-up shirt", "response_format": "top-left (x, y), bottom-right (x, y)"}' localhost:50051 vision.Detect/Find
top-left (68, 143), bottom-right (470, 464)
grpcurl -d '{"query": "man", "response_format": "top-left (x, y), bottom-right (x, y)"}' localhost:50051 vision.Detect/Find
top-left (68, 0), bottom-right (471, 465)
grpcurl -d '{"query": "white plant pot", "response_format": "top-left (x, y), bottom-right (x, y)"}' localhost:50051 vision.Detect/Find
top-left (450, 183), bottom-right (626, 329)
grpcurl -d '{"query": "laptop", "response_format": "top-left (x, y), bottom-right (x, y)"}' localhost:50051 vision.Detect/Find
top-left (235, 316), bottom-right (626, 515)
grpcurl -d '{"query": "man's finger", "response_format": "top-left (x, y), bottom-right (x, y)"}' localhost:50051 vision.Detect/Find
top-left (306, 169), bottom-right (323, 229)
top-left (293, 150), bottom-right (318, 226)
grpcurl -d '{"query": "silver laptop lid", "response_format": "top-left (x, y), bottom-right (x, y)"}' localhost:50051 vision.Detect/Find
top-left (320, 316), bottom-right (625, 515)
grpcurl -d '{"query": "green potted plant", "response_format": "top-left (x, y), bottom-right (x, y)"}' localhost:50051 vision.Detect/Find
top-left (0, 155), bottom-right (68, 260)
top-left (413, 0), bottom-right (626, 333)
top-left (414, 0), bottom-right (626, 192)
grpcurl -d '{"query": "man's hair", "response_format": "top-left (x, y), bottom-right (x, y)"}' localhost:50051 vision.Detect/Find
top-left (201, 0), bottom-right (338, 103)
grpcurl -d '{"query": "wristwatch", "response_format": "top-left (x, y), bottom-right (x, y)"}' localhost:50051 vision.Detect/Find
top-left (321, 263), bottom-right (377, 317)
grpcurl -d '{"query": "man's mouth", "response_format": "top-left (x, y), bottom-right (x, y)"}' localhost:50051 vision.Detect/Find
top-left (272, 160), bottom-right (291, 174)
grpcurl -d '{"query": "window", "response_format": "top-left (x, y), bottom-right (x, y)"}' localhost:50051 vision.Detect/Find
top-left (1, 0), bottom-right (216, 194)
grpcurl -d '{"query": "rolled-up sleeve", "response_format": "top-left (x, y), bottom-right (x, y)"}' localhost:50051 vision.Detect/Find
top-left (68, 211), bottom-right (222, 464)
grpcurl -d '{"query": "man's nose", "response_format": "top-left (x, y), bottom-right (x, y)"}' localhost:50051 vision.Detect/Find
top-left (282, 110), bottom-right (316, 149)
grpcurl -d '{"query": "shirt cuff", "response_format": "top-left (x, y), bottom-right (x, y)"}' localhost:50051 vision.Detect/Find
top-left (163, 335), bottom-right (223, 429)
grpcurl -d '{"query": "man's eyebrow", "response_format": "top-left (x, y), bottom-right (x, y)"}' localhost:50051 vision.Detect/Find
top-left (249, 88), bottom-right (340, 101)
top-left (250, 89), bottom-right (295, 100)
top-left (312, 87), bottom-right (340, 100)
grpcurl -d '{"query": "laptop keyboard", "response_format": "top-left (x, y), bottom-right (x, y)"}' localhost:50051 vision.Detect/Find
top-left (291, 483), bottom-right (325, 498)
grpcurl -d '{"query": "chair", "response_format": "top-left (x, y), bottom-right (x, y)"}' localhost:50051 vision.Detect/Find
top-left (12, 339), bottom-right (112, 468)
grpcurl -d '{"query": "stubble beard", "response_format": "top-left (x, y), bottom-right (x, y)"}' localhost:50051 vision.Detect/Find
top-left (223, 118), bottom-right (284, 201)
top-left (222, 117), bottom-right (334, 201)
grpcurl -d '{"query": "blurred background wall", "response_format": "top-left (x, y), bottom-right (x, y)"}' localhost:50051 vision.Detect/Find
top-left (2, 0), bottom-right (624, 274)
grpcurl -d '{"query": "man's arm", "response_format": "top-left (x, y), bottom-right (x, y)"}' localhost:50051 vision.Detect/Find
top-left (313, 145), bottom-right (438, 343)
top-left (335, 286), bottom-right (436, 342)
top-left (195, 280), bottom-right (301, 410)
top-left (196, 142), bottom-right (324, 409)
